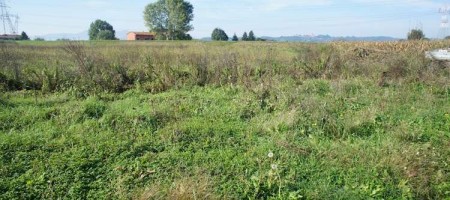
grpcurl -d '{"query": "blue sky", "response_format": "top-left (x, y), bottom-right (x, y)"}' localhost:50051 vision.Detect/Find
top-left (4, 0), bottom-right (450, 39)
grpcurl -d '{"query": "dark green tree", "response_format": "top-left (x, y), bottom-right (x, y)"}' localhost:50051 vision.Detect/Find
top-left (89, 19), bottom-right (116, 40)
top-left (242, 32), bottom-right (248, 41)
top-left (248, 30), bottom-right (256, 41)
top-left (211, 28), bottom-right (228, 41)
top-left (407, 29), bottom-right (425, 40)
top-left (232, 33), bottom-right (238, 41)
top-left (144, 0), bottom-right (194, 40)
top-left (20, 31), bottom-right (30, 40)
top-left (177, 32), bottom-right (192, 40)
top-left (97, 30), bottom-right (115, 40)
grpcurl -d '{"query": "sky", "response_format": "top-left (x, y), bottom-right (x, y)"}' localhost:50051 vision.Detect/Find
top-left (3, 0), bottom-right (450, 39)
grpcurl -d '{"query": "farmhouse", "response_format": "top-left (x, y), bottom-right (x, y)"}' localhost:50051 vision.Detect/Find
top-left (0, 34), bottom-right (20, 40)
top-left (127, 32), bottom-right (155, 40)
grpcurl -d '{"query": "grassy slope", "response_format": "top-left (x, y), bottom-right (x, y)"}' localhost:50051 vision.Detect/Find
top-left (0, 41), bottom-right (449, 199)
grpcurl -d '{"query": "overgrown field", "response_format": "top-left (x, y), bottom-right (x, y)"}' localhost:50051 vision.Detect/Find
top-left (1, 40), bottom-right (449, 199)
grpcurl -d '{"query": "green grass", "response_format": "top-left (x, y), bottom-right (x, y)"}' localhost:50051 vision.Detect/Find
top-left (0, 41), bottom-right (449, 199)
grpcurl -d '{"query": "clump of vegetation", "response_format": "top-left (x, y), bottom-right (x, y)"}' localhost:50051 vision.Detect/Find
top-left (211, 28), bottom-right (229, 41)
top-left (407, 29), bottom-right (425, 40)
top-left (232, 33), bottom-right (239, 41)
top-left (144, 0), bottom-right (194, 40)
top-left (241, 31), bottom-right (257, 41)
top-left (0, 40), bottom-right (449, 199)
top-left (19, 31), bottom-right (30, 40)
top-left (89, 19), bottom-right (117, 40)
top-left (248, 30), bottom-right (256, 41)
top-left (242, 32), bottom-right (248, 41)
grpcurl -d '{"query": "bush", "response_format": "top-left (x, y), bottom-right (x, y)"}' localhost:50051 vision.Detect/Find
top-left (211, 28), bottom-right (229, 41)
top-left (407, 29), bottom-right (425, 40)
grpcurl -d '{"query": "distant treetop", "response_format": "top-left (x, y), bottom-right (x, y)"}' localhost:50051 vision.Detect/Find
top-left (20, 31), bottom-right (30, 40)
top-left (211, 28), bottom-right (229, 41)
top-left (248, 31), bottom-right (256, 41)
top-left (232, 33), bottom-right (238, 41)
top-left (89, 19), bottom-right (116, 40)
top-left (242, 32), bottom-right (248, 41)
top-left (407, 29), bottom-right (425, 40)
top-left (144, 0), bottom-right (194, 40)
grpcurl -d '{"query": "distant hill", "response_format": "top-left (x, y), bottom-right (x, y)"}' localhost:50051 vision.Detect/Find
top-left (201, 34), bottom-right (399, 42)
top-left (34, 31), bottom-right (88, 41)
top-left (36, 32), bottom-right (399, 42)
top-left (261, 34), bottom-right (399, 42)
top-left (35, 30), bottom-right (129, 41)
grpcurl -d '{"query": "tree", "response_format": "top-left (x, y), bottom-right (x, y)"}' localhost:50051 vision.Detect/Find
top-left (144, 0), bottom-right (194, 40)
top-left (232, 33), bottom-right (238, 41)
top-left (20, 31), bottom-right (29, 40)
top-left (89, 19), bottom-right (116, 40)
top-left (242, 32), bottom-right (248, 41)
top-left (407, 29), bottom-right (425, 40)
top-left (211, 28), bottom-right (228, 41)
top-left (97, 30), bottom-right (115, 40)
top-left (248, 30), bottom-right (256, 41)
top-left (176, 32), bottom-right (192, 40)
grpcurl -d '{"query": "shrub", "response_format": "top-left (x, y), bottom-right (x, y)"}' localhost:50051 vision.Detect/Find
top-left (407, 29), bottom-right (425, 40)
top-left (211, 28), bottom-right (229, 41)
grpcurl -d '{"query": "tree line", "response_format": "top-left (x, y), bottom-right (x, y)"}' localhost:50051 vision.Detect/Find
top-left (4, 0), bottom-right (440, 42)
top-left (0, 31), bottom-right (30, 41)
top-left (212, 28), bottom-right (265, 41)
top-left (84, 0), bottom-right (437, 41)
